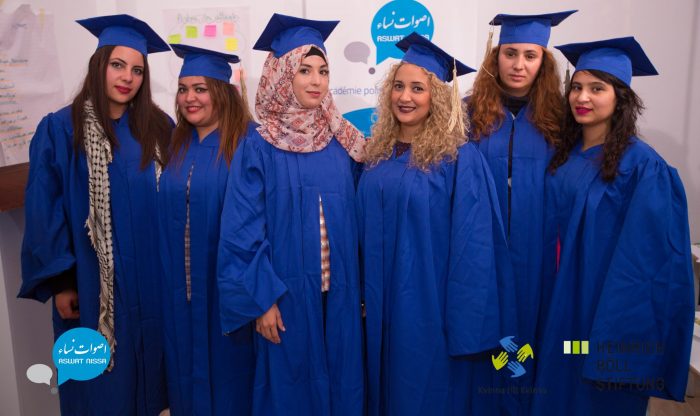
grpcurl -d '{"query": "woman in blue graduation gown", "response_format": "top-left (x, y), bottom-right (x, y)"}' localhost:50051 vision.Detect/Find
top-left (157, 44), bottom-right (255, 415)
top-left (358, 33), bottom-right (516, 416)
top-left (531, 37), bottom-right (694, 415)
top-left (216, 14), bottom-right (366, 416)
top-left (18, 15), bottom-right (172, 415)
top-left (467, 11), bottom-right (575, 360)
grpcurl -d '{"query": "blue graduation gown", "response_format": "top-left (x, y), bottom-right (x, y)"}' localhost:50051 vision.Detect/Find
top-left (473, 104), bottom-right (551, 346)
top-left (531, 138), bottom-right (694, 415)
top-left (19, 106), bottom-right (168, 415)
top-left (473, 105), bottom-right (551, 413)
top-left (357, 143), bottom-right (517, 416)
top-left (217, 131), bottom-right (364, 416)
top-left (157, 127), bottom-right (256, 415)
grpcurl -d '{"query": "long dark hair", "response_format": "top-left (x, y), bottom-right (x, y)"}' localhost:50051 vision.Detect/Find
top-left (467, 45), bottom-right (563, 146)
top-left (169, 77), bottom-right (251, 167)
top-left (71, 45), bottom-right (171, 169)
top-left (549, 69), bottom-right (644, 181)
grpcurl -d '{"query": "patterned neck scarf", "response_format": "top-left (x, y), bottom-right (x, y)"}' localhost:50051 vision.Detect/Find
top-left (83, 99), bottom-right (116, 371)
top-left (255, 44), bottom-right (366, 162)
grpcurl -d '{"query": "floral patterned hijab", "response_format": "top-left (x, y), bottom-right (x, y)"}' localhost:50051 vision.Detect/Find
top-left (255, 44), bottom-right (365, 162)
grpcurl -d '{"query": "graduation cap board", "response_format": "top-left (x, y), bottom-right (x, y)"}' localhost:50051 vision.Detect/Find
top-left (171, 44), bottom-right (240, 83)
top-left (76, 14), bottom-right (169, 55)
top-left (253, 13), bottom-right (339, 58)
top-left (490, 10), bottom-right (577, 47)
top-left (554, 36), bottom-right (658, 86)
top-left (395, 32), bottom-right (475, 83)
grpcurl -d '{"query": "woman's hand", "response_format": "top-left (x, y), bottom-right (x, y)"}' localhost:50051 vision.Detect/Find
top-left (256, 304), bottom-right (285, 344)
top-left (55, 289), bottom-right (80, 319)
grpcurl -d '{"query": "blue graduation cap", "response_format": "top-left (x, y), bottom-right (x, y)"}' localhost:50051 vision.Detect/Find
top-left (76, 14), bottom-right (169, 55)
top-left (555, 37), bottom-right (658, 87)
top-left (491, 10), bottom-right (577, 47)
top-left (253, 13), bottom-right (339, 58)
top-left (171, 44), bottom-right (239, 83)
top-left (395, 33), bottom-right (475, 82)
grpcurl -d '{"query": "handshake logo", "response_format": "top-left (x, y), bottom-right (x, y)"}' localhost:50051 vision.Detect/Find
top-left (491, 336), bottom-right (534, 378)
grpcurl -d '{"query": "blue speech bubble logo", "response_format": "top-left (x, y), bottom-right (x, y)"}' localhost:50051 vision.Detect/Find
top-left (344, 107), bottom-right (378, 137)
top-left (371, 0), bottom-right (434, 64)
top-left (52, 328), bottom-right (110, 385)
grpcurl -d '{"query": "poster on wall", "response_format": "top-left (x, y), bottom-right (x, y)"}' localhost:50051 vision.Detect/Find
top-left (0, 5), bottom-right (65, 167)
top-left (162, 7), bottom-right (251, 90)
top-left (306, 0), bottom-right (473, 136)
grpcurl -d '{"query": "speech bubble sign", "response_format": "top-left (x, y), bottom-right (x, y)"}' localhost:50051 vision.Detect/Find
top-left (52, 328), bottom-right (111, 386)
top-left (26, 364), bottom-right (53, 386)
top-left (371, 0), bottom-right (434, 64)
top-left (345, 41), bottom-right (371, 64)
top-left (343, 107), bottom-right (378, 137)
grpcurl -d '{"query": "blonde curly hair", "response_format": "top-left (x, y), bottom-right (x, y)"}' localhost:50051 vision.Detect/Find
top-left (364, 63), bottom-right (468, 171)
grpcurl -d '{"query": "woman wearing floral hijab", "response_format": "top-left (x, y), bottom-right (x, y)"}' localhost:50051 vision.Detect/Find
top-left (217, 13), bottom-right (365, 416)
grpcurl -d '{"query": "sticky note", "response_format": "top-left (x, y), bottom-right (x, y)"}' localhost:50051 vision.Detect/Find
top-left (225, 38), bottom-right (238, 51)
top-left (168, 34), bottom-right (181, 44)
top-left (185, 25), bottom-right (198, 38)
top-left (204, 24), bottom-right (216, 37)
top-left (563, 340), bottom-right (571, 354)
top-left (572, 340), bottom-right (580, 355)
top-left (233, 68), bottom-right (241, 83)
top-left (581, 341), bottom-right (589, 355)
top-left (223, 21), bottom-right (235, 36)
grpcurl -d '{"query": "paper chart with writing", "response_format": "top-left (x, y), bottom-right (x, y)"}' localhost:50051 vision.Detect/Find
top-left (163, 8), bottom-right (251, 86)
top-left (0, 5), bottom-right (64, 167)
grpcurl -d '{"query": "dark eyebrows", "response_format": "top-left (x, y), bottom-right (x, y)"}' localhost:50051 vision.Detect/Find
top-left (110, 57), bottom-right (144, 70)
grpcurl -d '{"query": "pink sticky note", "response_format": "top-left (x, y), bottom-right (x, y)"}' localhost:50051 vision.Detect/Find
top-left (233, 68), bottom-right (241, 83)
top-left (223, 21), bottom-right (235, 36)
top-left (204, 24), bottom-right (217, 37)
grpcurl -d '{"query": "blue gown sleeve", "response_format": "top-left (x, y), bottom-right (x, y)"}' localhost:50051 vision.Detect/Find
top-left (19, 113), bottom-right (77, 302)
top-left (445, 146), bottom-right (518, 355)
top-left (217, 134), bottom-right (288, 334)
top-left (582, 161), bottom-right (694, 401)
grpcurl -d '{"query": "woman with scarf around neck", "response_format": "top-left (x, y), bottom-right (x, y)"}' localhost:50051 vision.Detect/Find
top-left (18, 15), bottom-right (171, 415)
top-left (216, 14), bottom-right (365, 416)
top-left (157, 44), bottom-right (255, 415)
top-left (531, 37), bottom-right (693, 416)
top-left (466, 12), bottom-right (575, 413)
top-left (358, 33), bottom-right (516, 416)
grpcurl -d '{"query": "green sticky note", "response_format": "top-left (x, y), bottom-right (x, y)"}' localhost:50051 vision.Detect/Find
top-left (167, 34), bottom-right (181, 44)
top-left (185, 25), bottom-right (198, 38)
top-left (581, 340), bottom-right (589, 355)
top-left (572, 340), bottom-right (580, 355)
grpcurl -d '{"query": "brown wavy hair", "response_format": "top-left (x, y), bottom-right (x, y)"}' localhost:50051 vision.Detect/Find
top-left (169, 77), bottom-right (251, 167)
top-left (467, 45), bottom-right (563, 146)
top-left (364, 63), bottom-right (466, 171)
top-left (548, 69), bottom-right (644, 182)
top-left (71, 45), bottom-right (171, 169)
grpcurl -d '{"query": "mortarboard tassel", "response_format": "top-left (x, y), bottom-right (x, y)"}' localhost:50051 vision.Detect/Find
top-left (447, 58), bottom-right (465, 136)
top-left (238, 67), bottom-right (251, 117)
top-left (484, 25), bottom-right (494, 62)
top-left (564, 62), bottom-right (571, 92)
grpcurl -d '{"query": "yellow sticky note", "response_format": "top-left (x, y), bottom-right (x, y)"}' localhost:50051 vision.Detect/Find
top-left (581, 341), bottom-right (589, 355)
top-left (185, 25), bottom-right (198, 38)
top-left (168, 34), bottom-right (181, 44)
top-left (225, 38), bottom-right (238, 51)
top-left (223, 21), bottom-right (235, 36)
top-left (572, 340), bottom-right (580, 355)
